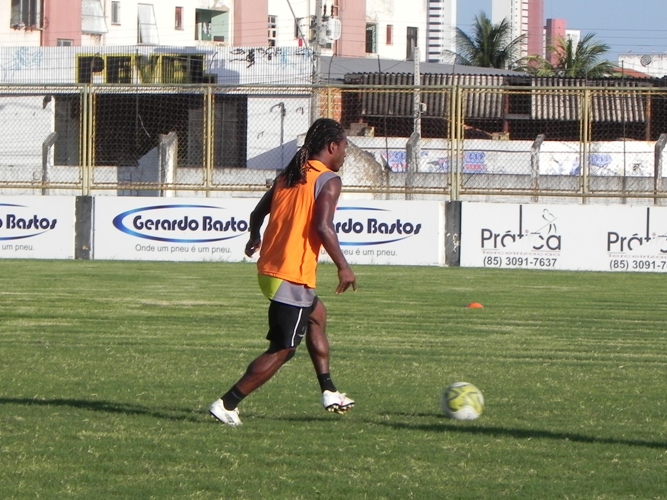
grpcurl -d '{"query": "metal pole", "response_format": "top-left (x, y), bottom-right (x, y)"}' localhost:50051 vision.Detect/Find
top-left (310, 0), bottom-right (323, 124)
top-left (581, 88), bottom-right (591, 204)
top-left (413, 46), bottom-right (421, 137)
top-left (205, 88), bottom-right (213, 196)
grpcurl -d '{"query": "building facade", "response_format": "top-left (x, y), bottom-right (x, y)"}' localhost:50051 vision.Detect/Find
top-left (619, 54), bottom-right (667, 78)
top-left (426, 0), bottom-right (456, 63)
top-left (491, 0), bottom-right (544, 59)
top-left (263, 0), bottom-right (448, 62)
top-left (544, 18), bottom-right (581, 66)
top-left (2, 1), bottom-right (456, 62)
top-left (2, 0), bottom-right (232, 47)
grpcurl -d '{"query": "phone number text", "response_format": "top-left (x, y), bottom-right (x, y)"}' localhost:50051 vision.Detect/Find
top-left (609, 259), bottom-right (667, 271)
top-left (483, 256), bottom-right (558, 268)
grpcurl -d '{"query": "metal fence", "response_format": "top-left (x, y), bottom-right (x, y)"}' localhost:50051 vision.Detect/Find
top-left (2, 82), bottom-right (667, 203)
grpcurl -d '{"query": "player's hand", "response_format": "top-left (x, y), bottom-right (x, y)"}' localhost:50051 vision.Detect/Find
top-left (245, 237), bottom-right (261, 257)
top-left (335, 266), bottom-right (357, 294)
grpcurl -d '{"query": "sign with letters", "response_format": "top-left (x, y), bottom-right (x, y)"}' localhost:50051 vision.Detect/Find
top-left (94, 197), bottom-right (444, 266)
top-left (461, 203), bottom-right (667, 272)
top-left (320, 200), bottom-right (444, 266)
top-left (94, 197), bottom-right (258, 261)
top-left (0, 196), bottom-right (75, 259)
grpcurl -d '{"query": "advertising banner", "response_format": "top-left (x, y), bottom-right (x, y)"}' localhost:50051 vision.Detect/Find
top-left (319, 200), bottom-right (444, 266)
top-left (461, 203), bottom-right (667, 272)
top-left (94, 197), bottom-right (444, 266)
top-left (94, 197), bottom-right (259, 261)
top-left (0, 196), bottom-right (75, 259)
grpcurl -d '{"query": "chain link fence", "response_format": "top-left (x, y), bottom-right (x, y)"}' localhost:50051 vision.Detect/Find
top-left (1, 82), bottom-right (666, 202)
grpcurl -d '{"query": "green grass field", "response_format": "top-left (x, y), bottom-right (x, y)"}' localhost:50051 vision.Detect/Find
top-left (1, 260), bottom-right (665, 499)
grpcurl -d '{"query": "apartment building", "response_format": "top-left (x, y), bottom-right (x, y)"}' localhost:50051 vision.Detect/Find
top-left (2, 1), bottom-right (456, 62)
top-left (491, 0), bottom-right (544, 58)
top-left (263, 0), bottom-right (456, 62)
top-left (1, 0), bottom-right (231, 47)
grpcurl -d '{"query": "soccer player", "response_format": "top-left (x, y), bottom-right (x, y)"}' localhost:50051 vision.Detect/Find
top-left (209, 118), bottom-right (357, 426)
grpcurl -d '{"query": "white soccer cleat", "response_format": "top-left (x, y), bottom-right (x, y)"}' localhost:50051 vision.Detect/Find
top-left (209, 399), bottom-right (242, 427)
top-left (322, 390), bottom-right (355, 414)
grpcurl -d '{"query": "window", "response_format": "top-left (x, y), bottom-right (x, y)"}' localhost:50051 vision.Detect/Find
top-left (268, 15), bottom-right (277, 47)
top-left (111, 1), bottom-right (120, 25)
top-left (386, 24), bottom-right (393, 45)
top-left (365, 24), bottom-right (377, 54)
top-left (175, 7), bottom-right (183, 30)
top-left (82, 0), bottom-right (108, 34)
top-left (137, 3), bottom-right (159, 44)
top-left (195, 9), bottom-right (211, 41)
top-left (57, 39), bottom-right (73, 46)
top-left (10, 0), bottom-right (42, 29)
top-left (195, 9), bottom-right (229, 42)
top-left (406, 27), bottom-right (418, 60)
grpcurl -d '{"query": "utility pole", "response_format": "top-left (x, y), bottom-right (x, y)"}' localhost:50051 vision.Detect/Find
top-left (310, 0), bottom-right (324, 124)
top-left (413, 46), bottom-right (421, 138)
top-left (406, 46), bottom-right (422, 200)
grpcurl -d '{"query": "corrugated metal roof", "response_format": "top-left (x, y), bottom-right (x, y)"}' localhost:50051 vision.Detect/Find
top-left (344, 72), bottom-right (653, 122)
top-left (530, 78), bottom-right (586, 121)
top-left (345, 72), bottom-right (506, 119)
top-left (531, 77), bottom-right (650, 122)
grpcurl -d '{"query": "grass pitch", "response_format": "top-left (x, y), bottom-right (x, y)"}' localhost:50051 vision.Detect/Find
top-left (0, 260), bottom-right (665, 499)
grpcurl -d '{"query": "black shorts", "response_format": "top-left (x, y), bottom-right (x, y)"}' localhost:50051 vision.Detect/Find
top-left (266, 297), bottom-right (318, 349)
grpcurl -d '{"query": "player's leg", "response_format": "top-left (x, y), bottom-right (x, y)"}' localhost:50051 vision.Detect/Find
top-left (235, 344), bottom-right (296, 394)
top-left (210, 300), bottom-right (306, 426)
top-left (209, 345), bottom-right (293, 427)
top-left (306, 298), bottom-right (355, 414)
top-left (305, 298), bottom-right (330, 375)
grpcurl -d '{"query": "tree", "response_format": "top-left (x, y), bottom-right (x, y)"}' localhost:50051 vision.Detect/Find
top-left (445, 12), bottom-right (526, 70)
top-left (520, 33), bottom-right (615, 78)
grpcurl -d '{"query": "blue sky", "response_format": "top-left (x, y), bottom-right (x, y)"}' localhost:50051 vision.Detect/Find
top-left (457, 0), bottom-right (667, 61)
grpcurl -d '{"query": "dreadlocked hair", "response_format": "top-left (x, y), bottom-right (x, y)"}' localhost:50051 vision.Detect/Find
top-left (280, 118), bottom-right (346, 188)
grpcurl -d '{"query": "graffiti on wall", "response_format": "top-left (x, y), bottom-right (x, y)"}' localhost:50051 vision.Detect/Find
top-left (0, 47), bottom-right (43, 83)
top-left (0, 46), bottom-right (313, 85)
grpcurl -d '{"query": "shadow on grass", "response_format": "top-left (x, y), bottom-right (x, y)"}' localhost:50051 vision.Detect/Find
top-left (1, 397), bottom-right (338, 425)
top-left (0, 397), bottom-right (204, 423)
top-left (373, 412), bottom-right (666, 450)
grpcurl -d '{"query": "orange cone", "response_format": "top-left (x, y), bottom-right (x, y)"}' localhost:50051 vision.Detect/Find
top-left (466, 302), bottom-right (484, 309)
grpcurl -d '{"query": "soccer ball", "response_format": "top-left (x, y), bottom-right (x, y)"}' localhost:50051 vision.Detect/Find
top-left (441, 382), bottom-right (484, 420)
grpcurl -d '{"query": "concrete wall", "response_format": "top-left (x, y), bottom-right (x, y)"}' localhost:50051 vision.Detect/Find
top-left (234, 0), bottom-right (269, 46)
top-left (246, 96), bottom-right (311, 170)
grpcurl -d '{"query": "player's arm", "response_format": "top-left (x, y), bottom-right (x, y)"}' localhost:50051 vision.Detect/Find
top-left (245, 185), bottom-right (274, 257)
top-left (314, 177), bottom-right (357, 294)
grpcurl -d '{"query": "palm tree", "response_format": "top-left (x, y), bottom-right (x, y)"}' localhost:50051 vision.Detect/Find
top-left (445, 12), bottom-right (526, 70)
top-left (520, 33), bottom-right (615, 78)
